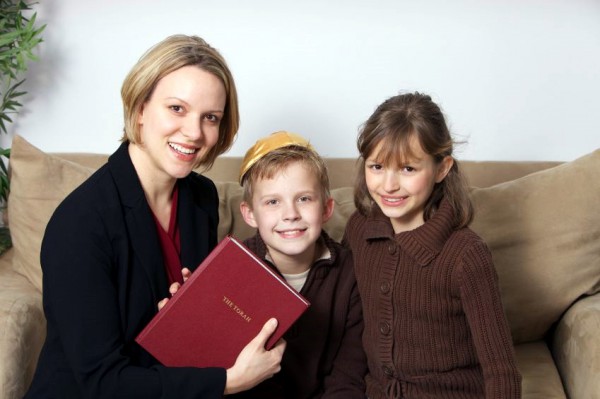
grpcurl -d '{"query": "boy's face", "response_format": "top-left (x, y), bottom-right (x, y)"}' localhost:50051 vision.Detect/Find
top-left (240, 162), bottom-right (334, 272)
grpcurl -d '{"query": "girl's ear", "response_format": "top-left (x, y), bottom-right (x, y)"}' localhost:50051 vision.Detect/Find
top-left (435, 156), bottom-right (454, 183)
top-left (322, 197), bottom-right (335, 223)
top-left (240, 201), bottom-right (258, 228)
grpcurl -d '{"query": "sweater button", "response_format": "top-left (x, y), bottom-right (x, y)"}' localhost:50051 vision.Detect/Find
top-left (387, 244), bottom-right (397, 254)
top-left (382, 365), bottom-right (394, 376)
top-left (380, 281), bottom-right (391, 294)
top-left (379, 321), bottom-right (391, 335)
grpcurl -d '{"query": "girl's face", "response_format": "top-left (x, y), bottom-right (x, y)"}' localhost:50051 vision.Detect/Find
top-left (365, 138), bottom-right (452, 234)
top-left (133, 65), bottom-right (226, 182)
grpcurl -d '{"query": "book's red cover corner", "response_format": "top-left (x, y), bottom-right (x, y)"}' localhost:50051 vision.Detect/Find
top-left (135, 235), bottom-right (310, 368)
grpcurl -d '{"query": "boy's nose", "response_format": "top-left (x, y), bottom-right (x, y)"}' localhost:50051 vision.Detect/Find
top-left (282, 202), bottom-right (301, 221)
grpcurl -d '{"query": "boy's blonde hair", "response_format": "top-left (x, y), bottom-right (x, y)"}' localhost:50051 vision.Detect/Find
top-left (241, 144), bottom-right (331, 208)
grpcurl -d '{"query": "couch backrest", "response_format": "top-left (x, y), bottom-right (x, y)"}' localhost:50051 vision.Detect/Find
top-left (8, 135), bottom-right (600, 346)
top-left (52, 153), bottom-right (562, 190)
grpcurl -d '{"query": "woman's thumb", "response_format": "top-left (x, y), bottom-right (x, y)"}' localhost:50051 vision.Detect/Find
top-left (254, 318), bottom-right (278, 346)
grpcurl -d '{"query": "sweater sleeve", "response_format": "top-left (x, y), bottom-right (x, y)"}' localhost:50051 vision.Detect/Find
top-left (458, 240), bottom-right (522, 399)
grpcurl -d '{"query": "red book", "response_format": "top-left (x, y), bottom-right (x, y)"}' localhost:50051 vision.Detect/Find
top-left (136, 235), bottom-right (310, 369)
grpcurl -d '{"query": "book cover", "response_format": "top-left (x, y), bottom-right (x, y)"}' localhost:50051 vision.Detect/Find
top-left (135, 235), bottom-right (310, 369)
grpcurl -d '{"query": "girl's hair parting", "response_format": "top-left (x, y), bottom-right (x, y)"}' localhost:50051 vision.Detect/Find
top-left (354, 92), bottom-right (473, 228)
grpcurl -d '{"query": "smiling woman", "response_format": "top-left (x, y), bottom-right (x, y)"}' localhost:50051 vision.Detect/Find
top-left (23, 34), bottom-right (285, 399)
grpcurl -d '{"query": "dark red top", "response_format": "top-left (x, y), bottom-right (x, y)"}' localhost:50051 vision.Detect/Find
top-left (153, 186), bottom-right (183, 285)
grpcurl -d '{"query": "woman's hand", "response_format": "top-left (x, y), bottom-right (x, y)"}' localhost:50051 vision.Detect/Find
top-left (157, 268), bottom-right (191, 310)
top-left (224, 318), bottom-right (286, 395)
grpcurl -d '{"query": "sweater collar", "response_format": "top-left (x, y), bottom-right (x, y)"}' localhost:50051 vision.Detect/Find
top-left (363, 199), bottom-right (457, 266)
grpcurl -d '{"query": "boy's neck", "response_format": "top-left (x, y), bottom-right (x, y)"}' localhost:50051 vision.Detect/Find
top-left (266, 241), bottom-right (326, 275)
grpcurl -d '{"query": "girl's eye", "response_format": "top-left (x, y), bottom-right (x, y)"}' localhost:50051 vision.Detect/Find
top-left (367, 163), bottom-right (383, 171)
top-left (402, 166), bottom-right (416, 173)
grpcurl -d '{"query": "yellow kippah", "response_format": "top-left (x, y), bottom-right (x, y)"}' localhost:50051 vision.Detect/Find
top-left (239, 131), bottom-right (314, 184)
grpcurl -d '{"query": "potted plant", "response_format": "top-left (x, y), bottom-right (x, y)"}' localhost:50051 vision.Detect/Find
top-left (0, 0), bottom-right (45, 251)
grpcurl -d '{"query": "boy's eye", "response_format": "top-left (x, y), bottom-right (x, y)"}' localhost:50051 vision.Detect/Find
top-left (265, 199), bottom-right (278, 206)
top-left (298, 196), bottom-right (311, 203)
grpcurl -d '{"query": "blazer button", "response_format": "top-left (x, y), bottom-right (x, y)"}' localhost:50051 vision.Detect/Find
top-left (388, 244), bottom-right (397, 255)
top-left (380, 281), bottom-right (391, 294)
top-left (379, 321), bottom-right (391, 335)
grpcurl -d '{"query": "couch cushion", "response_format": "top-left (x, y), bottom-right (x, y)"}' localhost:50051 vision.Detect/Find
top-left (514, 341), bottom-right (566, 399)
top-left (8, 136), bottom-right (95, 291)
top-left (470, 148), bottom-right (600, 344)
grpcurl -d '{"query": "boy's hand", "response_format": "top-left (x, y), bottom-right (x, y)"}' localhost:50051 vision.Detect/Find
top-left (157, 267), bottom-right (191, 310)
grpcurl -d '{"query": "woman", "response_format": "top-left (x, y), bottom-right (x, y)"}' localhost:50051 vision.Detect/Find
top-left (25, 34), bottom-right (285, 399)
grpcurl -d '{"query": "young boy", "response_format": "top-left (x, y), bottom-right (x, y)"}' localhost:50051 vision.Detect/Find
top-left (234, 131), bottom-right (367, 398)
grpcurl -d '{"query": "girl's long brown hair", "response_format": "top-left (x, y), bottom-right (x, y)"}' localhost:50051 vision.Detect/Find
top-left (354, 92), bottom-right (473, 228)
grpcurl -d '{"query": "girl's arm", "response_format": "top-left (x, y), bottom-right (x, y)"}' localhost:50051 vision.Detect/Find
top-left (459, 240), bottom-right (522, 399)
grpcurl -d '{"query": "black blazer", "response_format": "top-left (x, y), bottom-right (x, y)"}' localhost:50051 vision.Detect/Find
top-left (25, 142), bottom-right (226, 399)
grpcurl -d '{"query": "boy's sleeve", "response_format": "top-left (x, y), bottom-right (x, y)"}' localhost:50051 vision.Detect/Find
top-left (321, 269), bottom-right (368, 398)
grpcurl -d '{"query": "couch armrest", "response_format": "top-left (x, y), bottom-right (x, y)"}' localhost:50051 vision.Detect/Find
top-left (0, 250), bottom-right (46, 399)
top-left (552, 293), bottom-right (600, 399)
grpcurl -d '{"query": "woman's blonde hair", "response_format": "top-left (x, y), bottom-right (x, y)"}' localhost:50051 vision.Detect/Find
top-left (120, 34), bottom-right (239, 169)
top-left (354, 92), bottom-right (473, 228)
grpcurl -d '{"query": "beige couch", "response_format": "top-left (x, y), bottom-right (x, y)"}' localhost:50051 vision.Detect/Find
top-left (1, 135), bottom-right (599, 399)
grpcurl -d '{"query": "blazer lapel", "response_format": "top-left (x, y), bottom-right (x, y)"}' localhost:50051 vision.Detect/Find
top-left (108, 143), bottom-right (169, 297)
top-left (178, 178), bottom-right (211, 272)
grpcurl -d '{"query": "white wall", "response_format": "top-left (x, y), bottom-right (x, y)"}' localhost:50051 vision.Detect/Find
top-left (5, 0), bottom-right (600, 161)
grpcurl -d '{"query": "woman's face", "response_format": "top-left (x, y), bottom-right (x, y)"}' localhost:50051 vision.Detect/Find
top-left (134, 65), bottom-right (226, 181)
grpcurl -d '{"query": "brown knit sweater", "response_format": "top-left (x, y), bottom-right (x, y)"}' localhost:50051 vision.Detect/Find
top-left (343, 199), bottom-right (521, 398)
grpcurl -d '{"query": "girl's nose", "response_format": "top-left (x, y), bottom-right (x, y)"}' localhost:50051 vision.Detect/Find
top-left (383, 171), bottom-right (401, 192)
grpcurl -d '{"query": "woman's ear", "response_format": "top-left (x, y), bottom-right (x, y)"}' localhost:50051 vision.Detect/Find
top-left (435, 156), bottom-right (454, 183)
top-left (240, 201), bottom-right (258, 228)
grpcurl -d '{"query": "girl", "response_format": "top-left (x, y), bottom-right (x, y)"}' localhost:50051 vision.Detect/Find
top-left (343, 92), bottom-right (521, 398)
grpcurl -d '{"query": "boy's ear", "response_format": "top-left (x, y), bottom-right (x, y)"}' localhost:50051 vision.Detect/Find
top-left (322, 197), bottom-right (335, 223)
top-left (240, 201), bottom-right (258, 228)
top-left (435, 156), bottom-right (454, 183)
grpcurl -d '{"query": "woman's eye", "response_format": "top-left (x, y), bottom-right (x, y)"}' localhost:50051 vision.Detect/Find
top-left (170, 105), bottom-right (184, 113)
top-left (205, 114), bottom-right (220, 123)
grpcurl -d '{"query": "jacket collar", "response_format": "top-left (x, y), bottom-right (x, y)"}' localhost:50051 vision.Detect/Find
top-left (363, 199), bottom-right (457, 266)
top-left (249, 230), bottom-right (338, 269)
